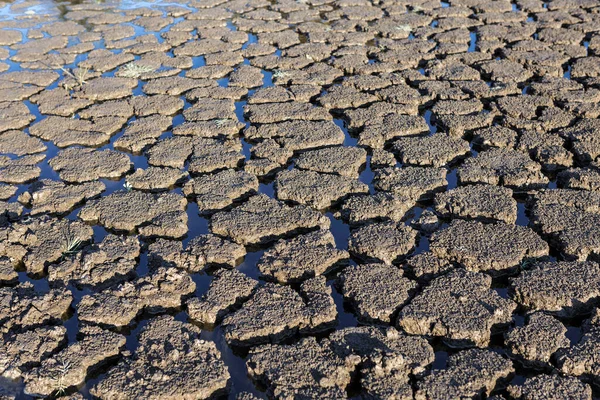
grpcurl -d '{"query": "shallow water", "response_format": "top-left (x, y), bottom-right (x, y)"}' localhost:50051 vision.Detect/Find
top-left (1, 0), bottom-right (599, 398)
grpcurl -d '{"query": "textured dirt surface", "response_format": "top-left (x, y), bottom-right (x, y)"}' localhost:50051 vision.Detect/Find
top-left (1, 0), bottom-right (600, 399)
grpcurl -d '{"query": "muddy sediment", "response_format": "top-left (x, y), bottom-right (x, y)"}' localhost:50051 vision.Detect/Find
top-left (1, 0), bottom-right (600, 399)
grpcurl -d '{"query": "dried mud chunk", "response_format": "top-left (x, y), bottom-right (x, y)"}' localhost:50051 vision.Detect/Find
top-left (560, 119), bottom-right (600, 164)
top-left (183, 98), bottom-right (236, 121)
top-left (431, 220), bottom-right (548, 274)
top-left (0, 283), bottom-right (71, 333)
top-left (143, 76), bottom-right (216, 95)
top-left (415, 349), bottom-right (514, 400)
top-left (29, 115), bottom-right (126, 147)
top-left (186, 86), bottom-right (248, 101)
top-left (339, 192), bottom-right (415, 226)
top-left (0, 258), bottom-right (17, 283)
top-left (529, 189), bottom-right (600, 260)
top-left (244, 102), bottom-right (331, 124)
top-left (392, 134), bottom-right (470, 167)
top-left (149, 234), bottom-right (245, 273)
top-left (571, 56), bottom-right (600, 79)
top-left (113, 114), bottom-right (172, 153)
top-left (18, 179), bottom-right (104, 215)
top-left (557, 168), bottom-right (600, 191)
top-left (511, 261), bottom-right (600, 318)
top-left (427, 61), bottom-right (481, 81)
top-left (8, 218), bottom-right (93, 275)
top-left (79, 191), bottom-right (187, 237)
top-left (129, 94), bottom-right (184, 116)
top-left (204, 51), bottom-right (244, 67)
top-left (0, 30), bottom-right (22, 46)
top-left (508, 375), bottom-right (592, 400)
top-left (505, 312), bottom-right (570, 367)
top-left (317, 85), bottom-right (377, 110)
top-left (251, 139), bottom-right (293, 164)
top-left (73, 77), bottom-right (137, 101)
top-left (404, 252), bottom-right (454, 283)
top-left (211, 194), bottom-right (330, 245)
top-left (23, 327), bottom-right (125, 397)
top-left (126, 167), bottom-right (187, 191)
top-left (244, 120), bottom-right (344, 151)
top-left (436, 111), bottom-right (494, 136)
top-left (0, 101), bottom-right (34, 133)
top-left (257, 229), bottom-right (348, 283)
top-left (375, 85), bottom-right (429, 107)
top-left (0, 184), bottom-right (16, 201)
top-left (349, 221), bottom-right (418, 265)
top-left (517, 132), bottom-right (568, 166)
top-left (47, 235), bottom-right (140, 288)
top-left (432, 98), bottom-right (484, 115)
top-left (49, 148), bottom-right (131, 183)
top-left (0, 130), bottom-right (46, 156)
top-left (0, 326), bottom-right (66, 380)
top-left (339, 263), bottom-right (416, 324)
top-left (275, 169), bottom-right (368, 210)
top-left (223, 276), bottom-right (336, 346)
top-left (229, 64), bottom-right (263, 88)
top-left (78, 267), bottom-right (195, 327)
top-left (79, 49), bottom-right (135, 72)
top-left (330, 326), bottom-right (433, 398)
top-left (30, 88), bottom-right (93, 117)
top-left (247, 336), bottom-right (357, 399)
top-left (374, 166), bottom-right (448, 201)
top-left (0, 71), bottom-right (59, 87)
top-left (183, 169), bottom-right (258, 213)
top-left (458, 148), bottom-right (549, 191)
top-left (370, 148), bottom-right (397, 168)
top-left (78, 99), bottom-right (133, 119)
top-left (248, 85), bottom-right (320, 104)
top-left (244, 158), bottom-right (280, 177)
top-left (0, 84), bottom-right (42, 103)
top-left (555, 310), bottom-right (600, 385)
top-left (0, 154), bottom-right (42, 184)
top-left (359, 114), bottom-right (429, 149)
top-left (294, 146), bottom-right (367, 177)
top-left (187, 140), bottom-right (245, 175)
top-left (399, 269), bottom-right (516, 348)
top-left (480, 59), bottom-right (533, 83)
top-left (473, 126), bottom-right (518, 149)
top-left (173, 120), bottom-right (244, 138)
top-left (91, 315), bottom-right (229, 399)
top-left (496, 95), bottom-right (553, 119)
top-left (146, 136), bottom-right (195, 168)
top-left (186, 65), bottom-right (232, 79)
top-left (434, 184), bottom-right (517, 224)
top-left (187, 269), bottom-right (258, 325)
top-left (0, 199), bottom-right (22, 222)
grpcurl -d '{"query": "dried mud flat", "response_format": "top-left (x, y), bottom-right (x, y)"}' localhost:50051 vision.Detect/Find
top-left (1, 0), bottom-right (600, 398)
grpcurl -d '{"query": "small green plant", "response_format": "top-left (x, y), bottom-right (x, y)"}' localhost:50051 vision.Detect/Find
top-left (61, 226), bottom-right (82, 259)
top-left (518, 259), bottom-right (535, 271)
top-left (40, 61), bottom-right (90, 90)
top-left (395, 24), bottom-right (412, 32)
top-left (123, 181), bottom-right (133, 192)
top-left (214, 119), bottom-right (230, 127)
top-left (60, 66), bottom-right (89, 88)
top-left (53, 360), bottom-right (71, 396)
top-left (120, 62), bottom-right (156, 78)
top-left (272, 70), bottom-right (289, 79)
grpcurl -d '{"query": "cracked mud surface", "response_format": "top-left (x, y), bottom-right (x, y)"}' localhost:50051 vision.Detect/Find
top-left (1, 0), bottom-right (600, 398)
